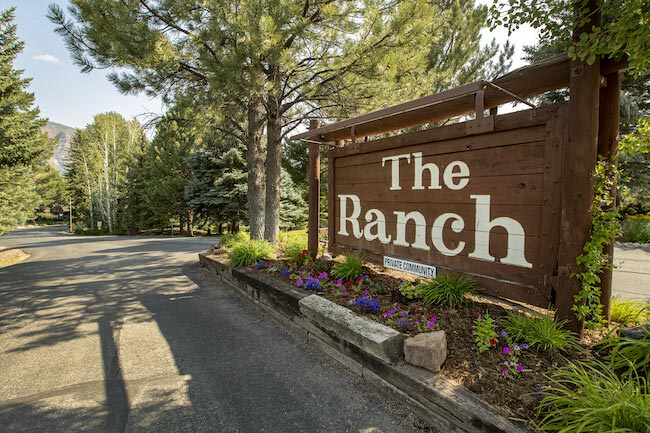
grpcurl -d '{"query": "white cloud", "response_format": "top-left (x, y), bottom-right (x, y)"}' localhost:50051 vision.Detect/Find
top-left (33, 54), bottom-right (62, 64)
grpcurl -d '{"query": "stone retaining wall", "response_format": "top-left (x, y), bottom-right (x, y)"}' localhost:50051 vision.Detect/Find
top-left (199, 252), bottom-right (536, 433)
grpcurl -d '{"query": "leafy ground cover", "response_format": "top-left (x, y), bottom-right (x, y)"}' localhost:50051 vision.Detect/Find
top-left (211, 234), bottom-right (650, 431)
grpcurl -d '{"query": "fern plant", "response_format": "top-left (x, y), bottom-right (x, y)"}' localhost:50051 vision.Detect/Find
top-left (473, 314), bottom-right (499, 353)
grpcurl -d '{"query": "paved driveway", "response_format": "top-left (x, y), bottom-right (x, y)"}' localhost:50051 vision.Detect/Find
top-left (613, 243), bottom-right (650, 301)
top-left (0, 226), bottom-right (420, 433)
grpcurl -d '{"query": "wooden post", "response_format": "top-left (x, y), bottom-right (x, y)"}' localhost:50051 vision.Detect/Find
top-left (555, 2), bottom-right (601, 334)
top-left (308, 119), bottom-right (321, 258)
top-left (597, 72), bottom-right (621, 321)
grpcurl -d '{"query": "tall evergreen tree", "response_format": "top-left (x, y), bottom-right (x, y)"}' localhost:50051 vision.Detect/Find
top-left (0, 8), bottom-right (51, 234)
top-left (49, 0), bottom-right (510, 243)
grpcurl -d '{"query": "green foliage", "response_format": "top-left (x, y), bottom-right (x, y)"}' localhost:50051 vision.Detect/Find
top-left (610, 298), bottom-right (650, 326)
top-left (573, 160), bottom-right (621, 328)
top-left (0, 8), bottom-right (50, 169)
top-left (0, 166), bottom-right (40, 234)
top-left (398, 280), bottom-right (420, 301)
top-left (490, 0), bottom-right (650, 74)
top-left (505, 312), bottom-right (578, 352)
top-left (620, 216), bottom-right (650, 243)
top-left (186, 130), bottom-right (248, 231)
top-left (0, 8), bottom-right (52, 234)
top-left (473, 314), bottom-right (499, 354)
top-left (66, 112), bottom-right (145, 234)
top-left (228, 239), bottom-right (275, 268)
top-left (331, 252), bottom-right (364, 281)
top-left (417, 274), bottom-right (477, 308)
top-left (282, 241), bottom-right (309, 264)
top-left (600, 332), bottom-right (650, 382)
top-left (219, 232), bottom-right (249, 249)
top-left (279, 170), bottom-right (307, 231)
top-left (619, 118), bottom-right (650, 214)
top-left (537, 360), bottom-right (650, 433)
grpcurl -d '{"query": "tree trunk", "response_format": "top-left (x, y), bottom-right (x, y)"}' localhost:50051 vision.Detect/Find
top-left (247, 98), bottom-right (266, 240)
top-left (264, 90), bottom-right (282, 243)
top-left (187, 209), bottom-right (194, 236)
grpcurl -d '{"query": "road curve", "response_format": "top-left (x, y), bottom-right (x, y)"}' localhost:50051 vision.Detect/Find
top-left (0, 226), bottom-right (421, 433)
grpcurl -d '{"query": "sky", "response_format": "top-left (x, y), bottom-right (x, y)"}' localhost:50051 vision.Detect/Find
top-left (2, 0), bottom-right (538, 130)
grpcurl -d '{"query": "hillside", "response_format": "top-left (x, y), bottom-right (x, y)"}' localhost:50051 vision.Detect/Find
top-left (42, 121), bottom-right (76, 174)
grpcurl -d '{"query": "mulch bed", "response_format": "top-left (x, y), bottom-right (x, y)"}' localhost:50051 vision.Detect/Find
top-left (245, 255), bottom-right (611, 426)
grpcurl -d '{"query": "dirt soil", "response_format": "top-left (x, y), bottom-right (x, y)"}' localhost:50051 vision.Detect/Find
top-left (0, 247), bottom-right (29, 268)
top-left (256, 258), bottom-right (609, 426)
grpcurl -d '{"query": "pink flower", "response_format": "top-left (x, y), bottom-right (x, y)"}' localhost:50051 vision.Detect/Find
top-left (503, 347), bottom-right (511, 355)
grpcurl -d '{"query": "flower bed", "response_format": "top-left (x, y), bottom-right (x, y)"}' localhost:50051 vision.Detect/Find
top-left (247, 251), bottom-right (595, 425)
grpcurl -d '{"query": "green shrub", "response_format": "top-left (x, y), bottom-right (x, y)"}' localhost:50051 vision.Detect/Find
top-left (537, 360), bottom-right (650, 433)
top-left (283, 240), bottom-right (309, 264)
top-left (228, 239), bottom-right (274, 268)
top-left (219, 232), bottom-right (249, 248)
top-left (610, 297), bottom-right (650, 326)
top-left (505, 312), bottom-right (578, 352)
top-left (331, 252), bottom-right (363, 281)
top-left (417, 273), bottom-right (477, 308)
top-left (621, 215), bottom-right (650, 243)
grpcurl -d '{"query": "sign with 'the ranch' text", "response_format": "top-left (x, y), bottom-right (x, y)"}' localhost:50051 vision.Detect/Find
top-left (328, 107), bottom-right (568, 307)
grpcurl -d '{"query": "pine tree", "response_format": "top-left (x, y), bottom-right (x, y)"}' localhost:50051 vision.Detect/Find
top-left (0, 8), bottom-right (49, 169)
top-left (0, 8), bottom-right (51, 234)
top-left (49, 1), bottom-right (510, 243)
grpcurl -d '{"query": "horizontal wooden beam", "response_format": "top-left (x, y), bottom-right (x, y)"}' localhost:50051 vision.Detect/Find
top-left (291, 54), bottom-right (629, 143)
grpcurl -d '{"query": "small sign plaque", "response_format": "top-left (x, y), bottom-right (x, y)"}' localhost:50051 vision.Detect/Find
top-left (383, 256), bottom-right (437, 279)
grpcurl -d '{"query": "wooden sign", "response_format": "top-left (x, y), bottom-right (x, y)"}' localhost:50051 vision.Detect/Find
top-left (328, 104), bottom-right (568, 307)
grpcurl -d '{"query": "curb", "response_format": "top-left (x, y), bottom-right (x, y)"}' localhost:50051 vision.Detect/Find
top-left (199, 252), bottom-right (536, 433)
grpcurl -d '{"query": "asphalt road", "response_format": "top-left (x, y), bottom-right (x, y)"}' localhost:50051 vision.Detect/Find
top-left (0, 226), bottom-right (422, 433)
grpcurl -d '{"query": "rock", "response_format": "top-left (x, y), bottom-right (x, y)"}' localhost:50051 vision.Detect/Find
top-left (619, 324), bottom-right (650, 340)
top-left (403, 331), bottom-right (447, 373)
top-left (299, 295), bottom-right (405, 364)
top-left (321, 253), bottom-right (333, 262)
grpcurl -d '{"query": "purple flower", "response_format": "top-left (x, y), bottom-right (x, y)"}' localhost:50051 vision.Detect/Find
top-left (317, 272), bottom-right (328, 280)
top-left (399, 311), bottom-right (408, 317)
top-left (341, 290), bottom-right (347, 297)
top-left (512, 307), bottom-right (518, 313)
top-left (279, 266), bottom-right (291, 278)
top-left (351, 295), bottom-right (381, 314)
top-left (360, 274), bottom-right (369, 279)
top-left (336, 279), bottom-right (343, 288)
top-left (296, 279), bottom-right (304, 287)
top-left (522, 343), bottom-right (529, 349)
top-left (429, 317), bottom-right (438, 323)
top-left (503, 347), bottom-right (511, 355)
top-left (427, 321), bottom-right (436, 329)
top-left (502, 369), bottom-right (509, 376)
top-left (397, 318), bottom-right (410, 330)
top-left (516, 364), bottom-right (524, 373)
top-left (513, 345), bottom-right (520, 351)
top-left (253, 260), bottom-right (268, 270)
top-left (500, 331), bottom-right (507, 337)
top-left (305, 277), bottom-right (322, 292)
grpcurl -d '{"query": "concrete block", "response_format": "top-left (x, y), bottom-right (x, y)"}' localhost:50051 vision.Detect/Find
top-left (403, 331), bottom-right (447, 373)
top-left (299, 295), bottom-right (405, 364)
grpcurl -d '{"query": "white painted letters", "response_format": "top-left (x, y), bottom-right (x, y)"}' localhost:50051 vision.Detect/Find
top-left (468, 195), bottom-right (532, 268)
top-left (338, 194), bottom-right (363, 238)
top-left (381, 154), bottom-right (410, 191)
